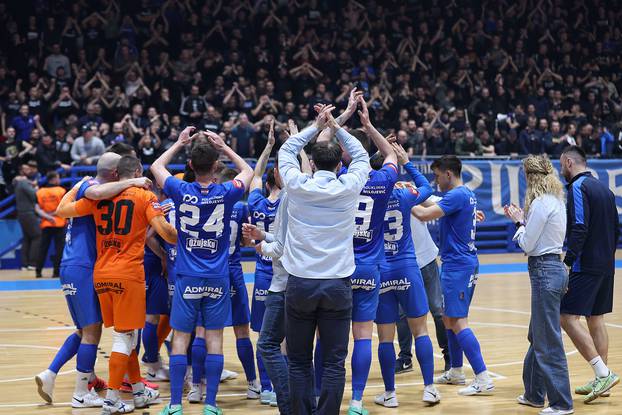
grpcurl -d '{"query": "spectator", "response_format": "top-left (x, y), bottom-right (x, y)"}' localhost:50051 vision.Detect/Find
top-left (14, 161), bottom-right (41, 270)
top-left (455, 130), bottom-right (483, 156)
top-left (70, 125), bottom-right (105, 165)
top-left (35, 171), bottom-right (66, 278)
top-left (10, 105), bottom-right (36, 142)
top-left (231, 113), bottom-right (256, 157)
top-left (180, 84), bottom-right (207, 124)
top-left (78, 103), bottom-right (104, 128)
top-left (36, 133), bottom-right (69, 173)
top-left (43, 43), bottom-right (71, 79)
top-left (519, 116), bottom-right (543, 155)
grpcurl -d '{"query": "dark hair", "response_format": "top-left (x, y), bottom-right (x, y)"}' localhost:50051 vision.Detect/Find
top-left (561, 145), bottom-right (587, 164)
top-left (431, 155), bottom-right (462, 177)
top-left (117, 155), bottom-right (142, 177)
top-left (370, 152), bottom-right (384, 171)
top-left (350, 129), bottom-right (371, 154)
top-left (107, 142), bottom-right (135, 156)
top-left (182, 162), bottom-right (196, 183)
top-left (190, 142), bottom-right (219, 175)
top-left (266, 167), bottom-right (278, 189)
top-left (311, 141), bottom-right (342, 172)
top-left (219, 167), bottom-right (238, 182)
top-left (46, 171), bottom-right (59, 181)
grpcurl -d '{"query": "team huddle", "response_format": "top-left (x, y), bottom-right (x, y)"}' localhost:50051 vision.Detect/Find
top-left (32, 90), bottom-right (571, 415)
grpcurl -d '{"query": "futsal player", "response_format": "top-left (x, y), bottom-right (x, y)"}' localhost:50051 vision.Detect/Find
top-left (35, 151), bottom-right (151, 408)
top-left (412, 155), bottom-right (494, 396)
top-left (150, 127), bottom-right (253, 415)
top-left (56, 155), bottom-right (177, 413)
top-left (374, 142), bottom-right (439, 407)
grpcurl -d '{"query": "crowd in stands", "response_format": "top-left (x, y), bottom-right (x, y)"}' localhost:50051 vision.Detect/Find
top-left (1, 0), bottom-right (622, 197)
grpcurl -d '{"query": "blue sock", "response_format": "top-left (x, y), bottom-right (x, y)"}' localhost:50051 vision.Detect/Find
top-left (49, 332), bottom-right (81, 373)
top-left (142, 322), bottom-right (159, 363)
top-left (204, 354), bottom-right (224, 406)
top-left (414, 336), bottom-right (434, 385)
top-left (236, 338), bottom-right (257, 382)
top-left (351, 338), bottom-right (372, 401)
top-left (314, 339), bottom-right (323, 397)
top-left (192, 337), bottom-right (206, 384)
top-left (169, 354), bottom-right (187, 406)
top-left (378, 342), bottom-right (396, 392)
top-left (256, 350), bottom-right (272, 391)
top-left (447, 329), bottom-right (464, 368)
top-left (456, 328), bottom-right (486, 375)
top-left (76, 343), bottom-right (98, 373)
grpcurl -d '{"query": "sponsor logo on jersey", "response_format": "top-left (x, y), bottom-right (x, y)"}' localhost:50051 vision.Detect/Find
top-left (94, 281), bottom-right (124, 294)
top-left (379, 277), bottom-right (412, 294)
top-left (351, 278), bottom-right (377, 291)
top-left (168, 247), bottom-right (177, 261)
top-left (182, 285), bottom-right (224, 299)
top-left (254, 288), bottom-right (268, 301)
top-left (468, 273), bottom-right (478, 288)
top-left (182, 194), bottom-right (199, 204)
top-left (384, 241), bottom-right (398, 254)
top-left (186, 238), bottom-right (218, 253)
top-left (102, 238), bottom-right (122, 251)
top-left (354, 229), bottom-right (373, 241)
top-left (62, 283), bottom-right (77, 296)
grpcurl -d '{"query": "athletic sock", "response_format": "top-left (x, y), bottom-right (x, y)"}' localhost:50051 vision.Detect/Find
top-left (49, 332), bottom-right (81, 373)
top-left (236, 338), bottom-right (257, 382)
top-left (157, 316), bottom-right (171, 349)
top-left (74, 371), bottom-right (90, 395)
top-left (378, 342), bottom-right (396, 392)
top-left (314, 339), bottom-right (323, 397)
top-left (256, 351), bottom-right (272, 391)
top-left (169, 354), bottom-right (187, 406)
top-left (446, 329), bottom-right (464, 369)
top-left (191, 338), bottom-right (207, 384)
top-left (75, 344), bottom-right (97, 394)
top-left (108, 352), bottom-right (130, 390)
top-left (456, 328), bottom-right (486, 375)
top-left (414, 335), bottom-right (435, 386)
top-left (204, 354), bottom-right (224, 406)
top-left (351, 338), bottom-right (372, 401)
top-left (127, 351), bottom-right (142, 384)
top-left (142, 322), bottom-right (159, 364)
top-left (105, 388), bottom-right (120, 401)
top-left (590, 356), bottom-right (610, 378)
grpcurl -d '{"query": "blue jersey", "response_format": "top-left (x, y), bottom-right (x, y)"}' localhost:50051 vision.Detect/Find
top-left (384, 163), bottom-right (433, 262)
top-left (229, 201), bottom-right (249, 266)
top-left (164, 176), bottom-right (245, 279)
top-left (437, 186), bottom-right (478, 270)
top-left (161, 198), bottom-right (177, 282)
top-left (247, 189), bottom-right (280, 274)
top-left (61, 179), bottom-right (98, 268)
top-left (353, 163), bottom-right (398, 264)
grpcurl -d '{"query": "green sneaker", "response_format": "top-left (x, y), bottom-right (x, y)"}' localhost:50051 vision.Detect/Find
top-left (584, 372), bottom-right (620, 403)
top-left (348, 405), bottom-right (369, 415)
top-left (203, 404), bottom-right (223, 415)
top-left (575, 380), bottom-right (593, 395)
top-left (159, 404), bottom-right (183, 415)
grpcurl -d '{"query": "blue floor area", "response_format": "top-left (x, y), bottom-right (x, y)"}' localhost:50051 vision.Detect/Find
top-left (1, 260), bottom-right (621, 292)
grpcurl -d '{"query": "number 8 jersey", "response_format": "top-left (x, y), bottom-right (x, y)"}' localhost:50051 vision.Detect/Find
top-left (164, 176), bottom-right (245, 279)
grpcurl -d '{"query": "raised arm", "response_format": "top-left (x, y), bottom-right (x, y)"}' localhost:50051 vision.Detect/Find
top-left (392, 142), bottom-right (432, 205)
top-left (317, 89), bottom-right (362, 143)
top-left (327, 112), bottom-right (370, 190)
top-left (204, 130), bottom-right (254, 190)
top-left (150, 126), bottom-right (196, 188)
top-left (250, 118), bottom-right (275, 192)
top-left (359, 96), bottom-right (397, 165)
top-left (149, 215), bottom-right (177, 245)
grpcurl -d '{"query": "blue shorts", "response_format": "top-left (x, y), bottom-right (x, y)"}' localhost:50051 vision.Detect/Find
top-left (376, 259), bottom-right (429, 324)
top-left (350, 263), bottom-right (381, 322)
top-left (229, 264), bottom-right (250, 326)
top-left (170, 275), bottom-right (232, 333)
top-left (250, 269), bottom-right (272, 332)
top-left (561, 272), bottom-right (614, 316)
top-left (145, 257), bottom-right (168, 315)
top-left (440, 264), bottom-right (479, 318)
top-left (59, 265), bottom-right (102, 329)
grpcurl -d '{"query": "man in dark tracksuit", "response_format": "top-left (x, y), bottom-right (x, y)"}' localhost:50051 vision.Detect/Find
top-left (559, 146), bottom-right (620, 404)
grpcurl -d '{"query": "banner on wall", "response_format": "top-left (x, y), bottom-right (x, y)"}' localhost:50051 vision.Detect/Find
top-left (399, 159), bottom-right (622, 226)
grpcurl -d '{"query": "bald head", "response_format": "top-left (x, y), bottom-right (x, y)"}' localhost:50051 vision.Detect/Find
top-left (96, 152), bottom-right (122, 182)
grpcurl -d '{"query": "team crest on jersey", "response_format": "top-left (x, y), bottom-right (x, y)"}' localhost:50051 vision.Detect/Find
top-left (62, 283), bottom-right (77, 296)
top-left (151, 201), bottom-right (162, 211)
top-left (232, 179), bottom-right (244, 189)
top-left (379, 278), bottom-right (411, 294)
top-left (186, 238), bottom-right (218, 253)
top-left (354, 229), bottom-right (373, 241)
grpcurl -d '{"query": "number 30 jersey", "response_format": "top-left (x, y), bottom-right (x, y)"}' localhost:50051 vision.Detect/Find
top-left (353, 163), bottom-right (398, 264)
top-left (164, 176), bottom-right (245, 279)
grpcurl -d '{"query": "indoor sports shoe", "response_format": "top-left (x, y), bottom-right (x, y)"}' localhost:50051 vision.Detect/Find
top-left (375, 390), bottom-right (399, 407)
top-left (270, 394), bottom-right (278, 407)
top-left (395, 359), bottom-right (413, 374)
top-left (539, 407), bottom-right (574, 415)
top-left (120, 381), bottom-right (132, 393)
top-left (247, 379), bottom-right (261, 399)
top-left (101, 398), bottom-right (135, 414)
top-left (423, 385), bottom-right (441, 404)
top-left (203, 404), bottom-right (223, 415)
top-left (72, 389), bottom-right (104, 408)
top-left (517, 394), bottom-right (544, 408)
top-left (159, 404), bottom-right (183, 415)
top-left (187, 383), bottom-right (204, 403)
top-left (575, 379), bottom-right (610, 396)
top-left (347, 404), bottom-right (369, 415)
top-left (434, 369), bottom-right (466, 385)
top-left (260, 390), bottom-right (275, 405)
top-left (133, 386), bottom-right (160, 408)
top-left (220, 369), bottom-right (238, 382)
top-left (146, 366), bottom-right (170, 382)
top-left (584, 371), bottom-right (619, 403)
top-left (141, 377), bottom-right (159, 390)
top-left (89, 376), bottom-right (109, 392)
top-left (458, 377), bottom-right (495, 396)
top-left (35, 369), bottom-right (56, 403)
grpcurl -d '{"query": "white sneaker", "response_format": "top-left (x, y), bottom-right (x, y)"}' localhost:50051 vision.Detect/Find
top-left (260, 390), bottom-right (276, 405)
top-left (517, 394), bottom-right (544, 408)
top-left (423, 385), bottom-right (441, 404)
top-left (35, 369), bottom-right (56, 403)
top-left (187, 383), bottom-right (204, 403)
top-left (247, 379), bottom-right (261, 399)
top-left (539, 407), bottom-right (574, 415)
top-left (270, 393), bottom-right (278, 407)
top-left (145, 366), bottom-right (170, 382)
top-left (374, 391), bottom-right (399, 408)
top-left (220, 369), bottom-right (238, 382)
top-left (458, 377), bottom-right (495, 396)
top-left (434, 369), bottom-right (466, 385)
top-left (133, 386), bottom-right (160, 408)
top-left (72, 389), bottom-right (104, 408)
top-left (101, 398), bottom-right (135, 414)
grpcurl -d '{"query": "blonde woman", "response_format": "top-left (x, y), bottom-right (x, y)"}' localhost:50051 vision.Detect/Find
top-left (504, 155), bottom-right (573, 415)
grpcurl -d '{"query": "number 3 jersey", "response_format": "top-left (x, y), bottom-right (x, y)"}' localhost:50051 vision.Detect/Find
top-left (72, 186), bottom-right (163, 282)
top-left (353, 163), bottom-right (398, 264)
top-left (247, 189), bottom-right (280, 275)
top-left (164, 176), bottom-right (245, 279)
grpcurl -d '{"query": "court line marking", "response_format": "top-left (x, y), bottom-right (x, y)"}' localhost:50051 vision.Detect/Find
top-left (0, 326), bottom-right (76, 333)
top-left (0, 344), bottom-right (76, 383)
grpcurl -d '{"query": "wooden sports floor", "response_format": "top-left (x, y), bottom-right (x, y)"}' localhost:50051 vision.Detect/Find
top-left (0, 252), bottom-right (620, 414)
